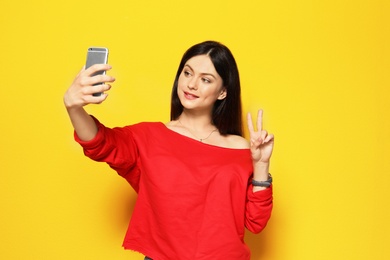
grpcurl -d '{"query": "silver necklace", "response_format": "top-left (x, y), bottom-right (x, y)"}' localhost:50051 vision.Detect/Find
top-left (178, 120), bottom-right (218, 142)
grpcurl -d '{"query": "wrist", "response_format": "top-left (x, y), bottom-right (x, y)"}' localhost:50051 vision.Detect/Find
top-left (64, 97), bottom-right (82, 110)
top-left (252, 173), bottom-right (272, 187)
top-left (253, 161), bottom-right (270, 181)
top-left (63, 94), bottom-right (75, 109)
top-left (253, 160), bottom-right (270, 167)
top-left (252, 173), bottom-right (272, 192)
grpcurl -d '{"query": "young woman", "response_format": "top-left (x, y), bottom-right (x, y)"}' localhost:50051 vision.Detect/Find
top-left (64, 41), bottom-right (274, 260)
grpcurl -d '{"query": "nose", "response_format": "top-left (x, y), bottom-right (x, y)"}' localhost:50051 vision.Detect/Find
top-left (187, 77), bottom-right (197, 90)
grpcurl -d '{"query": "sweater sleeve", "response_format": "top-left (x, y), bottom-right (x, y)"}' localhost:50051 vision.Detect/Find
top-left (245, 185), bottom-right (273, 234)
top-left (74, 116), bottom-right (141, 192)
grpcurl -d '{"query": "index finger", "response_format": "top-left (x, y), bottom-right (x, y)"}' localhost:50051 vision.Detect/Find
top-left (257, 109), bottom-right (263, 131)
top-left (247, 112), bottom-right (255, 134)
top-left (85, 64), bottom-right (112, 76)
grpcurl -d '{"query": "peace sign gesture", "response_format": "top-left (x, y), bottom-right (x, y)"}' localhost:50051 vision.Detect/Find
top-left (247, 110), bottom-right (274, 163)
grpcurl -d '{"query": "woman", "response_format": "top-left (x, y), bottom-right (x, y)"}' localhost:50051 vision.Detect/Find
top-left (64, 41), bottom-right (274, 259)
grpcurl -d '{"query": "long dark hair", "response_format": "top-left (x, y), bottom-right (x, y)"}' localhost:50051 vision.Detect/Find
top-left (170, 41), bottom-right (243, 136)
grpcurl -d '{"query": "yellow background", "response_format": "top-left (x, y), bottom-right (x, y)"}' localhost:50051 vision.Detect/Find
top-left (1, 0), bottom-right (389, 259)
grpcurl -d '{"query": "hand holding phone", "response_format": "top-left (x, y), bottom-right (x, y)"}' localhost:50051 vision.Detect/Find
top-left (85, 47), bottom-right (109, 96)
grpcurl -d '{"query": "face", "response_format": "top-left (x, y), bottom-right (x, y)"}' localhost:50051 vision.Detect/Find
top-left (177, 55), bottom-right (227, 113)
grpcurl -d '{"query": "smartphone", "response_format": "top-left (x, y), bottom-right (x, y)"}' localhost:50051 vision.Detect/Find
top-left (85, 47), bottom-right (109, 96)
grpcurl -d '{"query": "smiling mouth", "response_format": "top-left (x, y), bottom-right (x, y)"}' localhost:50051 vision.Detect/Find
top-left (184, 91), bottom-right (199, 99)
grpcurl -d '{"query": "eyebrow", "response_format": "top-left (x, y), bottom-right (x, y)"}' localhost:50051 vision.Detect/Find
top-left (184, 64), bottom-right (217, 79)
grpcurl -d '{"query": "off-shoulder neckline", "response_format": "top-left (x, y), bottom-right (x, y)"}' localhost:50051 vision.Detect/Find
top-left (154, 122), bottom-right (250, 151)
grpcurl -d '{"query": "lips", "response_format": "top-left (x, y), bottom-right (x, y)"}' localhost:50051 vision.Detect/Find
top-left (184, 91), bottom-right (199, 100)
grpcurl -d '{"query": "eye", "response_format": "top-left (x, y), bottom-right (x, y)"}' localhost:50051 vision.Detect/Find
top-left (183, 70), bottom-right (192, 77)
top-left (202, 77), bottom-right (211, 83)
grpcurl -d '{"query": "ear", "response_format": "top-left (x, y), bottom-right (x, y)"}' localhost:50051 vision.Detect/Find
top-left (217, 88), bottom-right (227, 100)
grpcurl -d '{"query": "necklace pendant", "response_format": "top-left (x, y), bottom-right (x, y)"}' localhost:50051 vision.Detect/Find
top-left (178, 119), bottom-right (217, 142)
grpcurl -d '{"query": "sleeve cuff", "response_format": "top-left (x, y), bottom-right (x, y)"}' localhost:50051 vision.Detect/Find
top-left (247, 184), bottom-right (273, 202)
top-left (73, 116), bottom-right (105, 149)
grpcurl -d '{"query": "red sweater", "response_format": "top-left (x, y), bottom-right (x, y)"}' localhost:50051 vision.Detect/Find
top-left (75, 118), bottom-right (273, 260)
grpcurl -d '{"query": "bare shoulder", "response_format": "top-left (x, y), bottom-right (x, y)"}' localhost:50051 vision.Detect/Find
top-left (224, 134), bottom-right (250, 149)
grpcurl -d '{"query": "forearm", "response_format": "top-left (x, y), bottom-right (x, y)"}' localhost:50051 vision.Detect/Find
top-left (66, 106), bottom-right (98, 141)
top-left (252, 161), bottom-right (270, 192)
top-left (245, 184), bottom-right (273, 233)
top-left (63, 64), bottom-right (114, 141)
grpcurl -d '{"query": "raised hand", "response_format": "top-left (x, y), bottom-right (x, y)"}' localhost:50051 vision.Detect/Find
top-left (247, 109), bottom-right (274, 163)
top-left (64, 64), bottom-right (115, 109)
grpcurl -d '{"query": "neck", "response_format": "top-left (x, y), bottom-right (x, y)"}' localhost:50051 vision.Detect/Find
top-left (177, 112), bottom-right (219, 142)
top-left (178, 112), bottom-right (214, 131)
